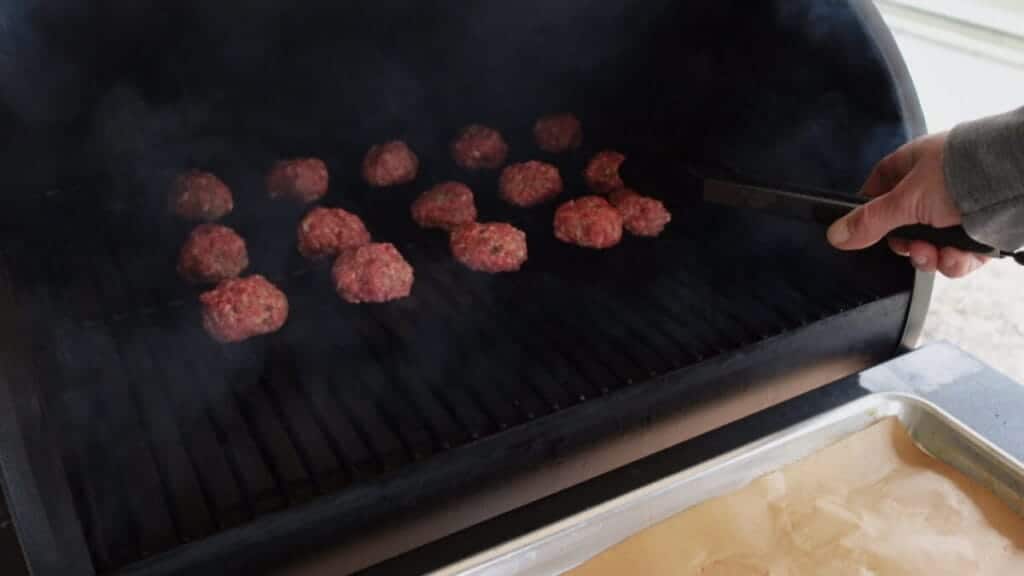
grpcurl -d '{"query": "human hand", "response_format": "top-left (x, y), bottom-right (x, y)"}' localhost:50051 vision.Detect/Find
top-left (826, 133), bottom-right (988, 278)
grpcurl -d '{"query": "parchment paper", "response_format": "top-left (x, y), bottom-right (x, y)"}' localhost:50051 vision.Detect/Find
top-left (570, 418), bottom-right (1024, 575)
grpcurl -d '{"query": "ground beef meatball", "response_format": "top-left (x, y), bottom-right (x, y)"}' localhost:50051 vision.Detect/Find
top-left (170, 170), bottom-right (234, 221)
top-left (177, 224), bottom-right (249, 284)
top-left (450, 222), bottom-right (528, 273)
top-left (200, 275), bottom-right (289, 343)
top-left (609, 188), bottom-right (672, 237)
top-left (411, 181), bottom-right (477, 231)
top-left (533, 113), bottom-right (583, 154)
top-left (584, 150), bottom-right (626, 194)
top-left (332, 243), bottom-right (414, 303)
top-left (297, 207), bottom-right (371, 260)
top-left (499, 161), bottom-right (563, 207)
top-left (553, 196), bottom-right (623, 249)
top-left (362, 141), bottom-right (419, 187)
top-left (451, 124), bottom-right (509, 171)
top-left (266, 158), bottom-right (329, 203)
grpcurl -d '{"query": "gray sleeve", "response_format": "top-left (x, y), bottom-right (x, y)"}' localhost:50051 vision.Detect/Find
top-left (943, 106), bottom-right (1024, 252)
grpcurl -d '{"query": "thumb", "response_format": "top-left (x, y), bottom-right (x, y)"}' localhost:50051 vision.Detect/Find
top-left (827, 185), bottom-right (918, 250)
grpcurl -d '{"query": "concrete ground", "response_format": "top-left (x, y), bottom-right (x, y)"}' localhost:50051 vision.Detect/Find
top-left (882, 15), bottom-right (1024, 382)
top-left (922, 259), bottom-right (1024, 381)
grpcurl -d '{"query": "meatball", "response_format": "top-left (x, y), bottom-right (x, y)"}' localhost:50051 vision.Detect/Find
top-left (362, 141), bottom-right (419, 187)
top-left (177, 224), bottom-right (249, 284)
top-left (553, 196), bottom-right (623, 249)
top-left (499, 161), bottom-right (563, 207)
top-left (266, 158), bottom-right (329, 203)
top-left (332, 243), bottom-right (414, 303)
top-left (584, 150), bottom-right (626, 195)
top-left (200, 275), bottom-right (289, 343)
top-left (451, 124), bottom-right (509, 171)
top-left (450, 222), bottom-right (528, 274)
top-left (297, 207), bottom-right (371, 260)
top-left (411, 181), bottom-right (477, 231)
top-left (170, 170), bottom-right (233, 221)
top-left (609, 188), bottom-right (672, 237)
top-left (533, 113), bottom-right (583, 154)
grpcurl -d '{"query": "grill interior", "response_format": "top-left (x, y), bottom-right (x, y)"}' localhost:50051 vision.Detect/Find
top-left (0, 0), bottom-right (917, 573)
top-left (0, 173), bottom-right (908, 572)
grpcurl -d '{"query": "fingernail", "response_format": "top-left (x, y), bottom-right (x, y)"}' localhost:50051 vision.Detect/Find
top-left (969, 256), bottom-right (984, 272)
top-left (912, 255), bottom-right (928, 269)
top-left (827, 219), bottom-right (850, 246)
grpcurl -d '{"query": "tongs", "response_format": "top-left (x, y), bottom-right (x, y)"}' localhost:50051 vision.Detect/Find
top-left (698, 171), bottom-right (1024, 264)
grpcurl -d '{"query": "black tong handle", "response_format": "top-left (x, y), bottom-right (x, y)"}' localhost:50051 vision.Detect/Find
top-left (700, 170), bottom-right (1020, 262)
top-left (688, 164), bottom-right (1024, 263)
top-left (840, 197), bottom-right (1003, 257)
top-left (888, 224), bottom-right (997, 255)
top-left (811, 194), bottom-right (1022, 263)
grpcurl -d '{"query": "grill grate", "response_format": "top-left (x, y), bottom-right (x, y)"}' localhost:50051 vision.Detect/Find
top-left (0, 175), bottom-right (911, 572)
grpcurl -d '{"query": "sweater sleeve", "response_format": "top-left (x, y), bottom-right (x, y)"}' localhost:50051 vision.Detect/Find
top-left (944, 107), bottom-right (1024, 252)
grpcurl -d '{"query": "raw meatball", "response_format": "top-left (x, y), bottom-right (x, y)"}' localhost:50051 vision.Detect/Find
top-left (297, 207), bottom-right (371, 260)
top-left (609, 188), bottom-right (672, 237)
top-left (533, 113), bottom-right (583, 153)
top-left (332, 243), bottom-right (414, 303)
top-left (451, 125), bottom-right (509, 171)
top-left (170, 170), bottom-right (233, 221)
top-left (499, 161), bottom-right (563, 207)
top-left (584, 150), bottom-right (626, 194)
top-left (200, 275), bottom-right (289, 343)
top-left (450, 222), bottom-right (528, 273)
top-left (177, 224), bottom-right (249, 284)
top-left (553, 196), bottom-right (623, 249)
top-left (411, 181), bottom-right (477, 231)
top-left (362, 141), bottom-right (419, 187)
top-left (267, 158), bottom-right (329, 203)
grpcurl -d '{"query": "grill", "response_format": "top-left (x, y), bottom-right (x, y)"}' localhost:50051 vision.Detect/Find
top-left (0, 0), bottom-right (924, 574)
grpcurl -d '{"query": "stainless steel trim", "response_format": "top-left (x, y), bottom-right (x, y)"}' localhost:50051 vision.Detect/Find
top-left (435, 392), bottom-right (1024, 576)
top-left (852, 0), bottom-right (933, 349)
top-left (902, 269), bottom-right (935, 348)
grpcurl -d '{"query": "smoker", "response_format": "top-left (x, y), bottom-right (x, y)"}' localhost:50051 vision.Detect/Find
top-left (2, 1), bottom-right (1019, 574)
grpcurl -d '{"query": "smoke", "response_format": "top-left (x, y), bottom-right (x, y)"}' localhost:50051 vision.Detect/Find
top-left (89, 85), bottom-right (228, 219)
top-left (776, 1), bottom-right (860, 47)
top-left (706, 0), bottom-right (911, 192)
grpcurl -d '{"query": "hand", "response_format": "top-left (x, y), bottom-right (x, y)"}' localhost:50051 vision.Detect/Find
top-left (826, 132), bottom-right (988, 278)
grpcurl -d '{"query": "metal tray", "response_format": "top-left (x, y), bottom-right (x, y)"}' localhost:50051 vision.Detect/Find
top-left (434, 392), bottom-right (1024, 576)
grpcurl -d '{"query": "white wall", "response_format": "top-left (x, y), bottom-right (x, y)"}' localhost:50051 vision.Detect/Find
top-left (882, 0), bottom-right (1024, 37)
top-left (877, 0), bottom-right (1024, 131)
top-left (891, 34), bottom-right (1024, 131)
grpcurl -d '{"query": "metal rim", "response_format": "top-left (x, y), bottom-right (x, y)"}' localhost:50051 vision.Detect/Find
top-left (851, 0), bottom-right (934, 349)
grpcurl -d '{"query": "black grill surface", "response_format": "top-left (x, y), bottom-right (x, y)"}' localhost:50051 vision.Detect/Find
top-left (0, 165), bottom-right (910, 572)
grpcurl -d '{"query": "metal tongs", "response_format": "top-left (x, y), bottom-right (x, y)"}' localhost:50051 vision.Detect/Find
top-left (698, 171), bottom-right (1024, 265)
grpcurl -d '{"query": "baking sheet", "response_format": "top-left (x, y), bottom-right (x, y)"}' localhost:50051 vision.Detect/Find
top-left (434, 393), bottom-right (1024, 575)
